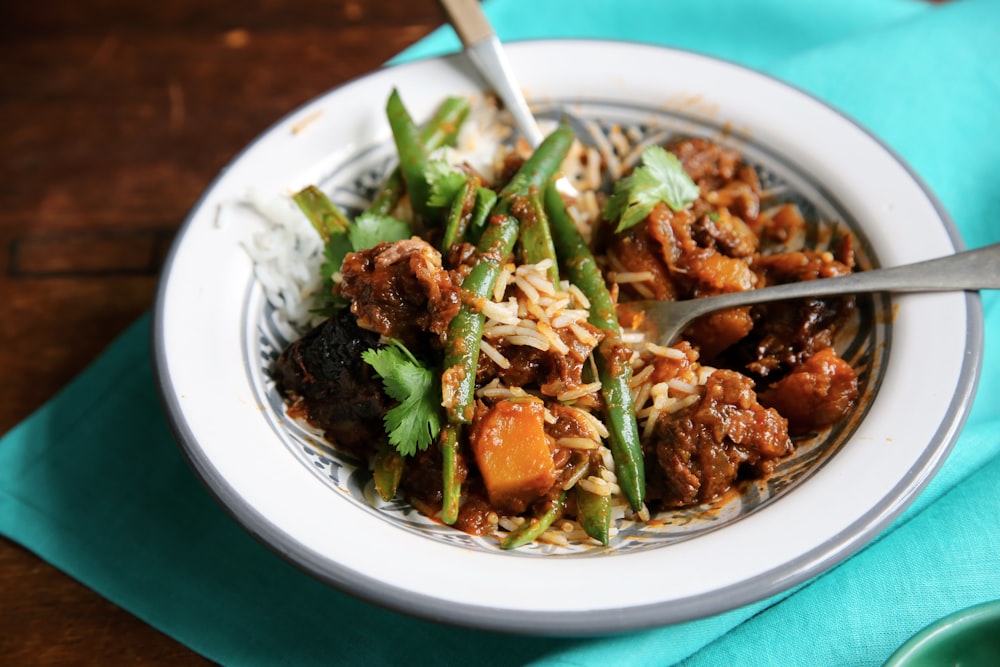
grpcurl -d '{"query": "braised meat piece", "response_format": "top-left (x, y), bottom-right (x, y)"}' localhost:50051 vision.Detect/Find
top-left (725, 246), bottom-right (856, 378)
top-left (648, 204), bottom-right (757, 358)
top-left (646, 369), bottom-right (791, 508)
top-left (338, 238), bottom-right (462, 349)
top-left (759, 347), bottom-right (859, 435)
top-left (666, 136), bottom-right (762, 221)
top-left (666, 137), bottom-right (742, 188)
top-left (273, 308), bottom-right (389, 458)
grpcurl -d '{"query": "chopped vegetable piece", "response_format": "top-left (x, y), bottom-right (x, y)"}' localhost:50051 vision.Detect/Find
top-left (501, 491), bottom-right (566, 550)
top-left (439, 424), bottom-right (462, 525)
top-left (292, 185), bottom-right (352, 314)
top-left (576, 483), bottom-right (612, 546)
top-left (440, 179), bottom-right (476, 252)
top-left (513, 190), bottom-right (559, 283)
top-left (472, 399), bottom-right (556, 511)
top-left (373, 442), bottom-right (405, 502)
top-left (386, 89), bottom-right (434, 223)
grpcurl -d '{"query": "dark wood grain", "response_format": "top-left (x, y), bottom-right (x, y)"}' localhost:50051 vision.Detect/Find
top-left (0, 1), bottom-right (443, 663)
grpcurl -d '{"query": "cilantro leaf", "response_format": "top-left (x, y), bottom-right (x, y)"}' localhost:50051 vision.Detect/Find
top-left (603, 145), bottom-right (700, 233)
top-left (349, 213), bottom-right (412, 251)
top-left (425, 159), bottom-right (468, 209)
top-left (362, 340), bottom-right (442, 456)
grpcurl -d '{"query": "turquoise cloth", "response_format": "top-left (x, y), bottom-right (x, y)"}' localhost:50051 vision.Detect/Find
top-left (2, 0), bottom-right (998, 664)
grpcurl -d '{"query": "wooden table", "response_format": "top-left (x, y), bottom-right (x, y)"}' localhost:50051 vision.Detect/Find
top-left (0, 1), bottom-right (443, 662)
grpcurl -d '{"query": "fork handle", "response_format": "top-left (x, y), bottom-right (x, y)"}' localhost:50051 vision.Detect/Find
top-left (437, 0), bottom-right (544, 147)
top-left (679, 241), bottom-right (1000, 321)
top-left (634, 241), bottom-right (1000, 345)
top-left (438, 0), bottom-right (492, 44)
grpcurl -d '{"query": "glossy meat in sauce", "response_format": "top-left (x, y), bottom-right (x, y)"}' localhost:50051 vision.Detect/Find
top-left (274, 308), bottom-right (389, 458)
top-left (646, 369), bottom-right (792, 508)
top-left (338, 238), bottom-right (461, 349)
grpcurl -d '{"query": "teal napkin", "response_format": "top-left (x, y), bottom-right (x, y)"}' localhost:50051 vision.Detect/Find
top-left (2, 0), bottom-right (998, 664)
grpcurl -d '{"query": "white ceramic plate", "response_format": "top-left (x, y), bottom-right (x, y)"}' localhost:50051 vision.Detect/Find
top-left (154, 40), bottom-right (982, 634)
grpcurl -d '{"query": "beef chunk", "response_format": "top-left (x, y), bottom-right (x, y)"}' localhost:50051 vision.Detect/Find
top-left (647, 369), bottom-right (791, 508)
top-left (759, 347), bottom-right (859, 435)
top-left (273, 308), bottom-right (389, 457)
top-left (338, 238), bottom-right (461, 349)
top-left (724, 249), bottom-right (856, 378)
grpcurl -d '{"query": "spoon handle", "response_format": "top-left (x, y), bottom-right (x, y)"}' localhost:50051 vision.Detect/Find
top-left (437, 0), bottom-right (544, 147)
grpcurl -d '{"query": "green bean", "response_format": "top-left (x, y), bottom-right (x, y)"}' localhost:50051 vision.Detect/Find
top-left (385, 89), bottom-right (433, 223)
top-left (372, 442), bottom-right (405, 502)
top-left (440, 179), bottom-right (476, 253)
top-left (419, 96), bottom-right (471, 154)
top-left (576, 482), bottom-right (612, 546)
top-left (501, 491), bottom-right (566, 550)
top-left (497, 124), bottom-right (574, 199)
top-left (466, 186), bottom-right (498, 244)
top-left (441, 213), bottom-right (520, 424)
top-left (292, 185), bottom-right (350, 241)
top-left (439, 424), bottom-right (462, 524)
top-left (544, 182), bottom-right (646, 511)
top-left (513, 190), bottom-right (559, 283)
top-left (369, 96), bottom-right (470, 216)
top-left (292, 186), bottom-right (353, 313)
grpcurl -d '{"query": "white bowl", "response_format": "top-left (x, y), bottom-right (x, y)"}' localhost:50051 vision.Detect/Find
top-left (153, 40), bottom-right (982, 634)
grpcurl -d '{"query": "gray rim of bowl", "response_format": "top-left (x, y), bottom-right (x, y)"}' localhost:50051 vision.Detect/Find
top-left (152, 39), bottom-right (984, 635)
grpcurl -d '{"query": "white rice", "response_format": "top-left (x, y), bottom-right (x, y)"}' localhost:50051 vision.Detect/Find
top-left (239, 188), bottom-right (326, 335)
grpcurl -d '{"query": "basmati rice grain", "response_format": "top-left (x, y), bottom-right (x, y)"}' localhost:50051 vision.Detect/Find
top-left (557, 382), bottom-right (602, 403)
top-left (646, 342), bottom-right (686, 359)
top-left (668, 378), bottom-right (699, 395)
top-left (513, 275), bottom-right (541, 303)
top-left (630, 364), bottom-right (655, 388)
top-left (479, 339), bottom-right (511, 369)
top-left (556, 437), bottom-right (601, 451)
top-left (507, 334), bottom-right (549, 351)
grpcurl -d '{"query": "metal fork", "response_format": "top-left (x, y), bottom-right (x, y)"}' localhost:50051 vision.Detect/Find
top-left (624, 242), bottom-right (1000, 346)
top-left (438, 0), bottom-right (544, 147)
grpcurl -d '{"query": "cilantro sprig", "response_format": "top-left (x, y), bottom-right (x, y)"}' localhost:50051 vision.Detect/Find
top-left (362, 340), bottom-right (442, 456)
top-left (292, 186), bottom-right (413, 316)
top-left (349, 213), bottom-right (411, 251)
top-left (424, 159), bottom-right (468, 209)
top-left (603, 145), bottom-right (700, 233)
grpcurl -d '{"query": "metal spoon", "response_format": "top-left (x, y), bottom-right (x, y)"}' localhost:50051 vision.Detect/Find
top-left (623, 242), bottom-right (1000, 346)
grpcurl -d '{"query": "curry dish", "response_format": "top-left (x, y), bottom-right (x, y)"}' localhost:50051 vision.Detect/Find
top-left (270, 93), bottom-right (860, 548)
